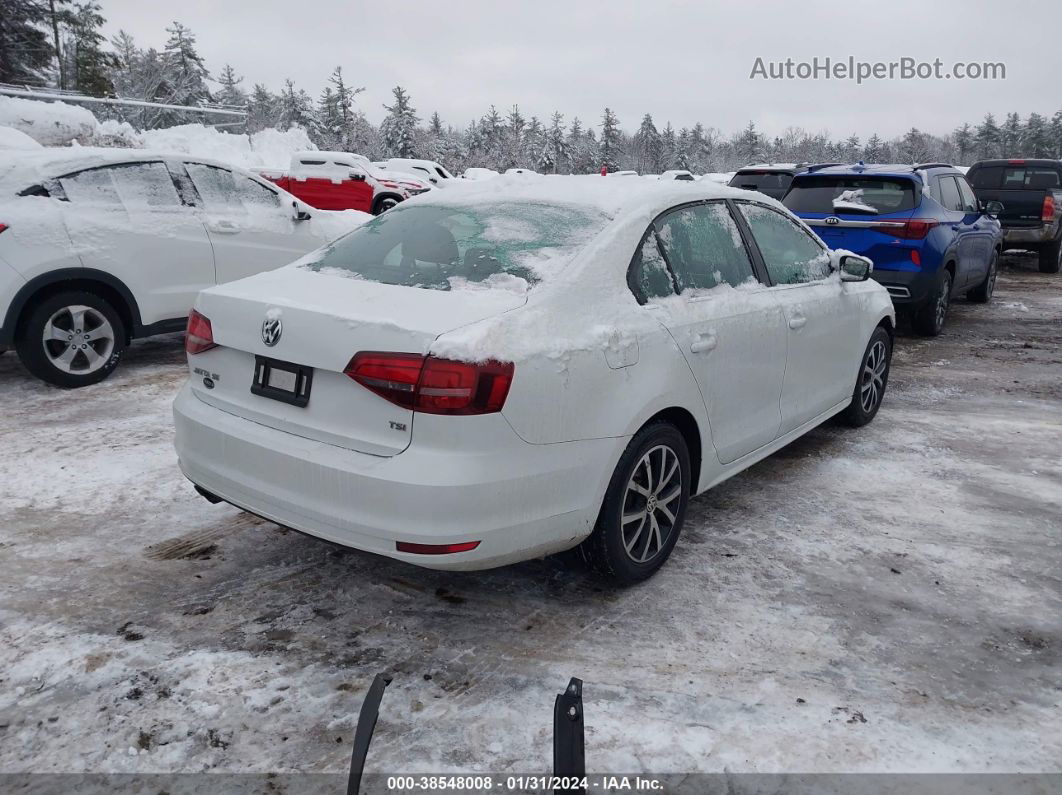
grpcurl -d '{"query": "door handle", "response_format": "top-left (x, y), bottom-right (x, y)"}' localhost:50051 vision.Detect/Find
top-left (788, 315), bottom-right (807, 330)
top-left (690, 331), bottom-right (717, 354)
top-left (210, 220), bottom-right (240, 234)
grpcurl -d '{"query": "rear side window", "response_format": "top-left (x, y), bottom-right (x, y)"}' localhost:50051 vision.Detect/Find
top-left (937, 176), bottom-right (964, 212)
top-left (59, 162), bottom-right (181, 209)
top-left (783, 176), bottom-right (917, 214)
top-left (628, 231), bottom-right (675, 302)
top-left (306, 201), bottom-right (609, 292)
top-left (739, 203), bottom-right (829, 285)
top-left (655, 202), bottom-right (756, 291)
top-left (956, 178), bottom-right (979, 213)
top-left (186, 164), bottom-right (281, 211)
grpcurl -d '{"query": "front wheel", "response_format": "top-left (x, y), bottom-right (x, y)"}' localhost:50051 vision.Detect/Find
top-left (16, 291), bottom-right (126, 388)
top-left (580, 422), bottom-right (691, 584)
top-left (373, 196), bottom-right (400, 215)
top-left (912, 269), bottom-right (952, 336)
top-left (839, 326), bottom-right (892, 427)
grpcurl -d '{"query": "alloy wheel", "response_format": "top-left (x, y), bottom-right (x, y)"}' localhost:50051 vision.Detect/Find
top-left (621, 444), bottom-right (682, 564)
top-left (860, 340), bottom-right (888, 413)
top-left (41, 305), bottom-right (115, 375)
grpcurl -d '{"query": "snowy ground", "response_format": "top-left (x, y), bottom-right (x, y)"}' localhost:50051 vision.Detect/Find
top-left (1, 254), bottom-right (1060, 781)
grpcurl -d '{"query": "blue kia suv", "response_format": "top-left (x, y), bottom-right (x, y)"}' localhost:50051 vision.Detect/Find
top-left (783, 163), bottom-right (1004, 335)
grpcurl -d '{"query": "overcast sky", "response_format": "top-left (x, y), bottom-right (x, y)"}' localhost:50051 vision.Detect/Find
top-left (100, 0), bottom-right (1060, 140)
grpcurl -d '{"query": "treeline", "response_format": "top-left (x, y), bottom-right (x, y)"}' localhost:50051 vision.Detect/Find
top-left (3, 4), bottom-right (1062, 171)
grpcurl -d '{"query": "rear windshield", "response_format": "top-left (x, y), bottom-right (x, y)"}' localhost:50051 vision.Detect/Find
top-left (729, 172), bottom-right (793, 193)
top-left (783, 176), bottom-right (918, 214)
top-left (305, 202), bottom-right (609, 291)
top-left (969, 165), bottom-right (1061, 190)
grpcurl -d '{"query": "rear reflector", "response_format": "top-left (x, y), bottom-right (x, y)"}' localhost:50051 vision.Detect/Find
top-left (396, 540), bottom-right (481, 555)
top-left (910, 249), bottom-right (921, 266)
top-left (1043, 194), bottom-right (1056, 223)
top-left (873, 219), bottom-right (938, 240)
top-left (345, 352), bottom-right (514, 415)
top-left (185, 309), bottom-right (217, 354)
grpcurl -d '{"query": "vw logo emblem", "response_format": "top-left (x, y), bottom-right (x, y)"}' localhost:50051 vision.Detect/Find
top-left (825, 216), bottom-right (841, 226)
top-left (261, 317), bottom-right (282, 347)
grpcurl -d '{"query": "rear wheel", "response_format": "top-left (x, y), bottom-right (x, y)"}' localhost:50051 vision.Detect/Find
top-left (967, 250), bottom-right (999, 303)
top-left (581, 422), bottom-right (690, 584)
top-left (1039, 237), bottom-right (1061, 274)
top-left (839, 326), bottom-right (892, 427)
top-left (912, 269), bottom-right (952, 336)
top-left (16, 291), bottom-right (126, 388)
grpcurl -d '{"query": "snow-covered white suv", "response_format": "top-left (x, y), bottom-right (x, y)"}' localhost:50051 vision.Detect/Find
top-left (0, 149), bottom-right (366, 388)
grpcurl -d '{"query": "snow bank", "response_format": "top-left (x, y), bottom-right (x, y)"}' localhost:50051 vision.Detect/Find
top-left (0, 96), bottom-right (97, 146)
top-left (1, 97), bottom-right (315, 170)
top-left (0, 126), bottom-right (43, 151)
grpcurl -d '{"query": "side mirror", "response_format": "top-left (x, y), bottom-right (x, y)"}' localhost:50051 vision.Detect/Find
top-left (983, 200), bottom-right (1004, 218)
top-left (838, 253), bottom-right (873, 282)
top-left (292, 200), bottom-right (311, 222)
top-left (349, 170), bottom-right (366, 182)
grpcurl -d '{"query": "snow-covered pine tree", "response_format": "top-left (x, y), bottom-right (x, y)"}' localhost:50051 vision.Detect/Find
top-left (162, 21), bottom-right (211, 107)
top-left (1022, 113), bottom-right (1050, 158)
top-left (659, 122), bottom-right (676, 169)
top-left (897, 127), bottom-right (930, 163)
top-left (599, 107), bottom-right (622, 172)
top-left (246, 83), bottom-right (278, 132)
top-left (277, 79), bottom-right (315, 132)
top-left (0, 0), bottom-right (55, 84)
top-left (674, 128), bottom-right (691, 170)
top-left (734, 121), bottom-right (762, 165)
top-left (1051, 112), bottom-right (1062, 159)
top-left (61, 1), bottom-right (113, 96)
top-left (1000, 112), bottom-right (1023, 156)
top-left (504, 104), bottom-right (525, 168)
top-left (215, 64), bottom-right (247, 107)
top-left (863, 133), bottom-right (885, 161)
top-left (633, 113), bottom-right (661, 174)
top-left (380, 85), bottom-right (419, 157)
top-left (329, 66), bottom-right (364, 150)
top-left (540, 111), bottom-right (568, 174)
top-left (975, 113), bottom-right (1001, 159)
top-left (952, 123), bottom-right (974, 164)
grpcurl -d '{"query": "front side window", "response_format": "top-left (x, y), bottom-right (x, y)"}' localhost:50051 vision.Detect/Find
top-left (739, 203), bottom-right (829, 285)
top-left (654, 202), bottom-right (756, 292)
top-left (186, 164), bottom-right (281, 212)
top-left (306, 201), bottom-right (609, 292)
top-left (60, 162), bottom-right (181, 210)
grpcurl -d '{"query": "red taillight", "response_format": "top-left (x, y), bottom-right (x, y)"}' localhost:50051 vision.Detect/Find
top-left (185, 309), bottom-right (216, 354)
top-left (1043, 194), bottom-right (1055, 222)
top-left (873, 219), bottom-right (938, 240)
top-left (396, 540), bottom-right (481, 555)
top-left (344, 352), bottom-right (514, 415)
top-left (1008, 159), bottom-right (1025, 165)
top-left (0, 223), bottom-right (8, 234)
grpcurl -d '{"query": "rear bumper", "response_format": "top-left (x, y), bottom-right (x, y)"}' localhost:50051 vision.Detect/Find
top-left (871, 268), bottom-right (938, 307)
top-left (172, 383), bottom-right (623, 571)
top-left (1001, 221), bottom-right (1059, 246)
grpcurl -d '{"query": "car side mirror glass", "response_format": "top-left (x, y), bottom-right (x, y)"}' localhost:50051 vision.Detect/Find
top-left (983, 200), bottom-right (1004, 218)
top-left (838, 253), bottom-right (873, 282)
top-left (292, 200), bottom-right (311, 222)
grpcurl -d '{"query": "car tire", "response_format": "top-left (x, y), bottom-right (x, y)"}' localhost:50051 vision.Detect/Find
top-left (912, 269), bottom-right (952, 336)
top-left (967, 250), bottom-right (999, 303)
top-left (373, 197), bottom-right (399, 215)
top-left (16, 291), bottom-right (126, 388)
top-left (839, 326), bottom-right (892, 427)
top-left (1039, 237), bottom-right (1061, 274)
top-left (580, 422), bottom-right (691, 584)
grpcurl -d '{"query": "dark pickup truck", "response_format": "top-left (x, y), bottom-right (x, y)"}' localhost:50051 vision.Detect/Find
top-left (966, 159), bottom-right (1062, 273)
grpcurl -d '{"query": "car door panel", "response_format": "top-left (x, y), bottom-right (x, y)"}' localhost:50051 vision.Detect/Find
top-left (645, 202), bottom-right (788, 464)
top-left (736, 201), bottom-right (861, 431)
top-left (58, 161), bottom-right (215, 326)
top-left (183, 163), bottom-right (321, 284)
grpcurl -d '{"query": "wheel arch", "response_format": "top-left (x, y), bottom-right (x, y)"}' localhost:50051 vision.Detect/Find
top-left (638, 406), bottom-right (703, 495)
top-left (372, 193), bottom-right (404, 214)
top-left (2, 269), bottom-right (143, 346)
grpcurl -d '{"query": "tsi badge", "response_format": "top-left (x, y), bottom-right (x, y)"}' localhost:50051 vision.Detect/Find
top-left (261, 315), bottom-right (283, 347)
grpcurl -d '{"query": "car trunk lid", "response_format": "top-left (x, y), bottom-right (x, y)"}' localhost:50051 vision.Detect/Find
top-left (189, 266), bottom-right (526, 456)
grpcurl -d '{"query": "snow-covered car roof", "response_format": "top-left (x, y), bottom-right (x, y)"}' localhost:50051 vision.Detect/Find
top-left (0, 146), bottom-right (264, 195)
top-left (404, 173), bottom-right (767, 221)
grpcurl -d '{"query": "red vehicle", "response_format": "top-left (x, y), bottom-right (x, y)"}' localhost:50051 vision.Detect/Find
top-left (258, 151), bottom-right (430, 215)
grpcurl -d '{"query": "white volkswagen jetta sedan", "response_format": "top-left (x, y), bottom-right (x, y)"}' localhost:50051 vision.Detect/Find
top-left (173, 176), bottom-right (894, 583)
